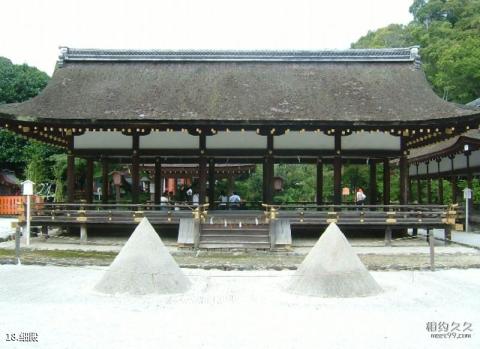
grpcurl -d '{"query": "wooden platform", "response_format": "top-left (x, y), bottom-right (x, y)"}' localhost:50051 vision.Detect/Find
top-left (21, 203), bottom-right (457, 250)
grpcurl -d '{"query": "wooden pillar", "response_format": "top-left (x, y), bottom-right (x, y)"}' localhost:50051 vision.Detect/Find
top-left (449, 155), bottom-right (457, 203)
top-left (199, 134), bottom-right (207, 204)
top-left (399, 136), bottom-right (408, 205)
top-left (466, 151), bottom-right (472, 189)
top-left (67, 152), bottom-right (75, 203)
top-left (263, 135), bottom-right (274, 204)
top-left (426, 161), bottom-right (432, 204)
top-left (383, 158), bottom-right (390, 206)
top-left (437, 159), bottom-right (443, 204)
top-left (408, 178), bottom-right (413, 203)
top-left (333, 132), bottom-right (342, 205)
top-left (101, 158), bottom-right (109, 204)
top-left (262, 158), bottom-right (268, 203)
top-left (208, 158), bottom-right (215, 205)
top-left (131, 134), bottom-right (140, 204)
top-left (199, 157), bottom-right (207, 204)
top-left (316, 158), bottom-right (323, 205)
top-left (369, 160), bottom-right (377, 205)
top-left (415, 163), bottom-right (422, 204)
top-left (85, 158), bottom-right (94, 204)
top-left (154, 157), bottom-right (161, 205)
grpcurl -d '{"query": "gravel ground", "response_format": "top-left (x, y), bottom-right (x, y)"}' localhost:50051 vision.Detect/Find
top-left (1, 265), bottom-right (479, 349)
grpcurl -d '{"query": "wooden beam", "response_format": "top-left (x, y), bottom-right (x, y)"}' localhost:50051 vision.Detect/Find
top-left (208, 158), bottom-right (215, 205)
top-left (199, 134), bottom-right (207, 204)
top-left (437, 160), bottom-right (443, 204)
top-left (67, 152), bottom-right (75, 203)
top-left (383, 158), bottom-right (390, 205)
top-left (399, 136), bottom-right (408, 204)
top-left (262, 135), bottom-right (274, 204)
top-left (333, 132), bottom-right (342, 205)
top-left (101, 158), bottom-right (109, 204)
top-left (369, 160), bottom-right (377, 205)
top-left (466, 152), bottom-right (472, 189)
top-left (426, 162), bottom-right (432, 204)
top-left (85, 158), bottom-right (94, 204)
top-left (198, 156), bottom-right (207, 204)
top-left (154, 157), bottom-right (161, 205)
top-left (131, 134), bottom-right (140, 204)
top-left (316, 158), bottom-right (323, 205)
top-left (450, 156), bottom-right (457, 204)
top-left (415, 163), bottom-right (421, 203)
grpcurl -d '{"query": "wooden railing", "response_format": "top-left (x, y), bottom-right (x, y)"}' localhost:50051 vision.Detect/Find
top-left (262, 204), bottom-right (458, 227)
top-left (20, 200), bottom-right (457, 230)
top-left (23, 202), bottom-right (209, 226)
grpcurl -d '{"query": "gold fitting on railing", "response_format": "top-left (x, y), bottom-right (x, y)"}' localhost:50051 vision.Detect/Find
top-left (192, 204), bottom-right (209, 222)
top-left (76, 209), bottom-right (87, 222)
top-left (270, 207), bottom-right (277, 220)
top-left (386, 211), bottom-right (397, 224)
top-left (299, 211), bottom-right (304, 223)
top-left (416, 211), bottom-right (423, 222)
top-left (327, 211), bottom-right (338, 223)
top-left (193, 207), bottom-right (201, 220)
top-left (133, 211), bottom-right (144, 223)
top-left (444, 204), bottom-right (457, 226)
top-left (262, 204), bottom-right (278, 221)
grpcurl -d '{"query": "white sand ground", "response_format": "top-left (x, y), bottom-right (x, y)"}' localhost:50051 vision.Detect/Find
top-left (0, 218), bottom-right (16, 240)
top-left (0, 265), bottom-right (479, 349)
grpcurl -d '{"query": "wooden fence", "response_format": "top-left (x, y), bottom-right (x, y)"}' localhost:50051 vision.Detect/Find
top-left (0, 196), bottom-right (42, 216)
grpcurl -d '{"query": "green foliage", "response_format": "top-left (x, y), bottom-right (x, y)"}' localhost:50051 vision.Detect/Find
top-left (49, 154), bottom-right (67, 202)
top-left (0, 57), bottom-right (61, 182)
top-left (229, 166), bottom-right (263, 202)
top-left (352, 0), bottom-right (480, 103)
top-left (273, 164), bottom-right (317, 203)
top-left (351, 24), bottom-right (416, 48)
top-left (0, 57), bottom-right (49, 104)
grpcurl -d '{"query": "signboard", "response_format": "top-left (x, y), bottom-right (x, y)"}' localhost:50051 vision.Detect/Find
top-left (21, 180), bottom-right (35, 196)
top-left (463, 188), bottom-right (472, 200)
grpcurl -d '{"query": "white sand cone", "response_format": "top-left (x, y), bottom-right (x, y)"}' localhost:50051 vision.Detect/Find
top-left (286, 223), bottom-right (382, 297)
top-left (95, 217), bottom-right (190, 295)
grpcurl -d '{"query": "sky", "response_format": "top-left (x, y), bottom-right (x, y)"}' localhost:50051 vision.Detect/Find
top-left (0, 0), bottom-right (413, 75)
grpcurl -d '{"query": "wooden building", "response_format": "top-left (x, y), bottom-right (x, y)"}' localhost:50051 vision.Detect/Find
top-left (408, 130), bottom-right (480, 204)
top-left (0, 47), bottom-right (479, 208)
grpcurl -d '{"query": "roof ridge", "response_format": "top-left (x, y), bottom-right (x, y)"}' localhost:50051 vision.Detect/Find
top-left (58, 46), bottom-right (420, 65)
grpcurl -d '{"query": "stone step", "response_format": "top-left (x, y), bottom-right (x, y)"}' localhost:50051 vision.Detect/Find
top-left (198, 242), bottom-right (271, 249)
top-left (200, 234), bottom-right (270, 243)
top-left (204, 224), bottom-right (268, 229)
top-left (201, 228), bottom-right (269, 235)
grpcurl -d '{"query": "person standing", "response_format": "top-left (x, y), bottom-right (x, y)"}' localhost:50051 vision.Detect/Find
top-left (356, 188), bottom-right (366, 205)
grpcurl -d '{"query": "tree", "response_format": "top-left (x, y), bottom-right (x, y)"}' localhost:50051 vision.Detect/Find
top-left (0, 57), bottom-right (60, 181)
top-left (351, 24), bottom-right (416, 49)
top-left (352, 0), bottom-right (480, 103)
